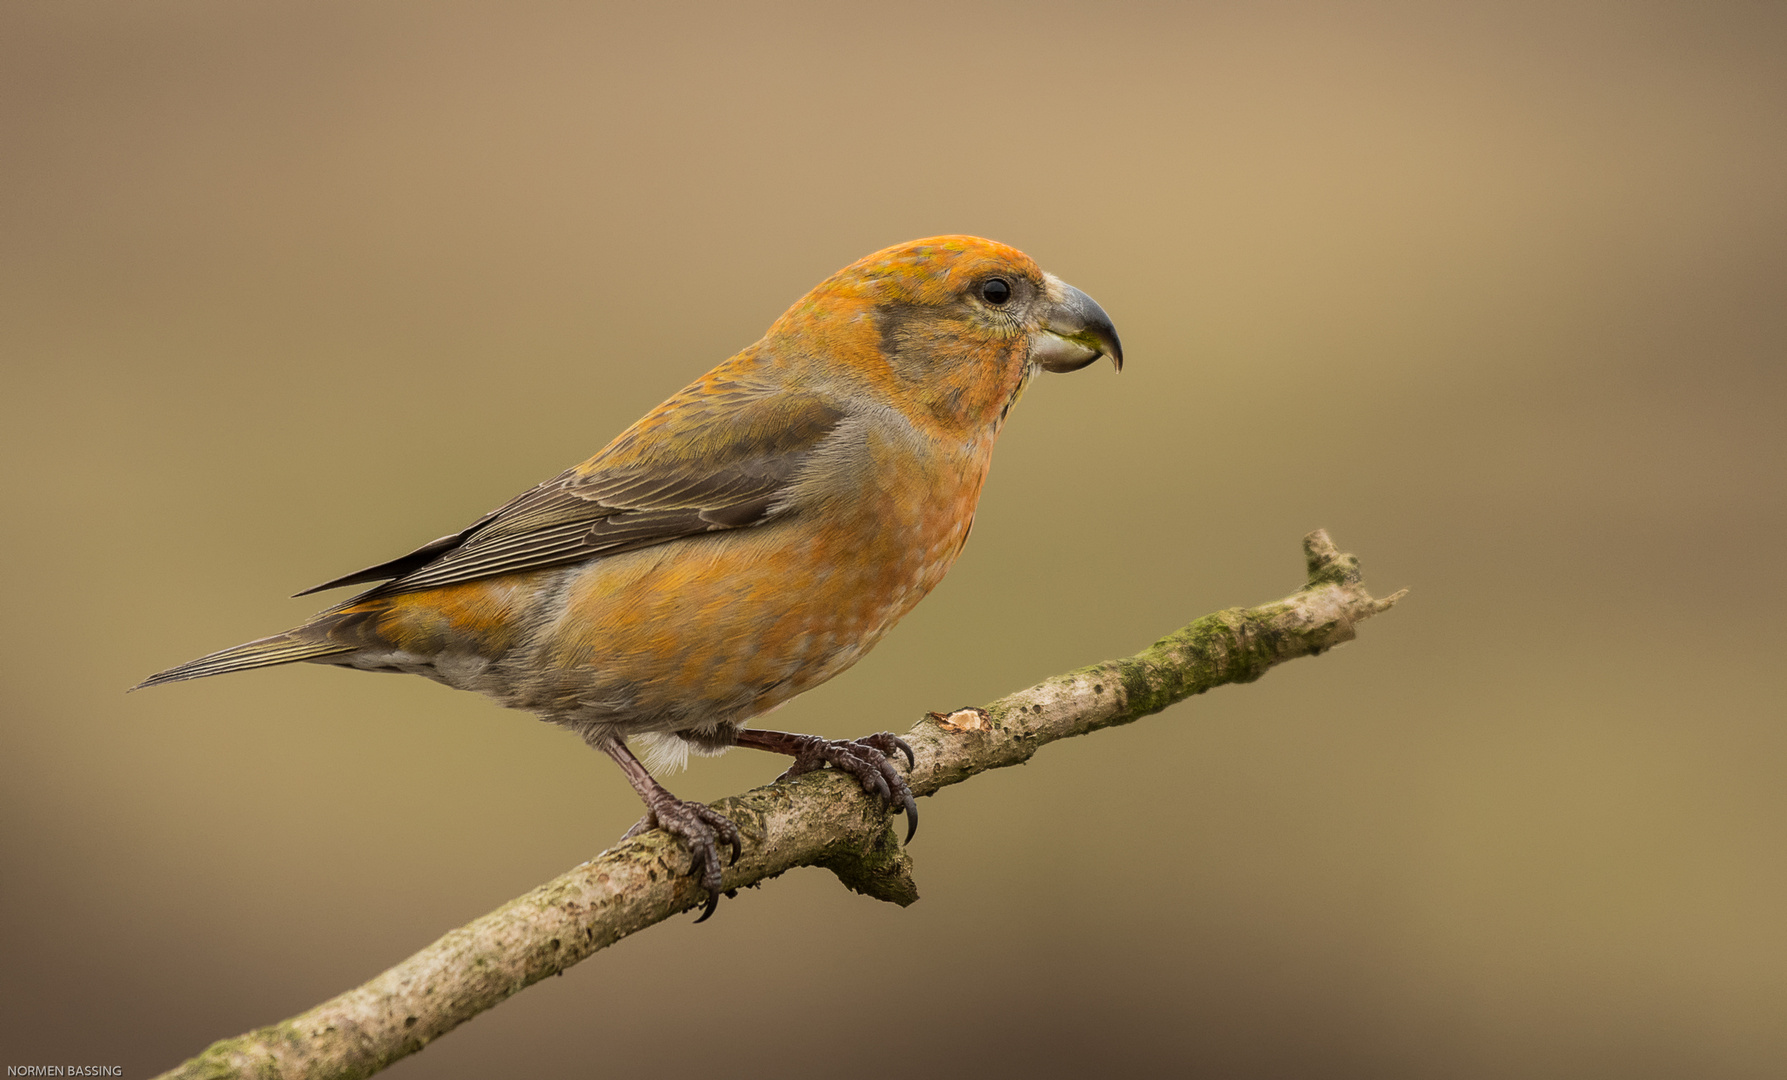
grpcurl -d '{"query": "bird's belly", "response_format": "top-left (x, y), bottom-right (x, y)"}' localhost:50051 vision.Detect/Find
top-left (517, 493), bottom-right (976, 731)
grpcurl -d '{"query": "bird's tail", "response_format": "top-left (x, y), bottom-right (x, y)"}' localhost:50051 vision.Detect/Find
top-left (131, 630), bottom-right (354, 691)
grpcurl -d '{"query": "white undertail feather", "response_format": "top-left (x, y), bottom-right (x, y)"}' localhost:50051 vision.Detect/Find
top-left (633, 730), bottom-right (732, 774)
top-left (634, 732), bottom-right (690, 772)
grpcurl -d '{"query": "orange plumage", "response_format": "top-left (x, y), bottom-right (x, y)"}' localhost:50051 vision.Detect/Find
top-left (138, 236), bottom-right (1121, 919)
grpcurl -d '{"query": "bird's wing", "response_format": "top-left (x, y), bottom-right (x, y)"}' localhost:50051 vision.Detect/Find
top-left (300, 387), bottom-right (846, 599)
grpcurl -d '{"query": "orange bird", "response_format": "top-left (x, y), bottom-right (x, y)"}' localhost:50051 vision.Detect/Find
top-left (138, 236), bottom-right (1122, 919)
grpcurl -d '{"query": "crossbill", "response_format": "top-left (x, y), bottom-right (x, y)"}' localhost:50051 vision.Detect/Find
top-left (138, 236), bottom-right (1122, 919)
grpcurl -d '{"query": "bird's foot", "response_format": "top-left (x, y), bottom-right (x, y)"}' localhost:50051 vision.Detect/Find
top-left (746, 730), bottom-right (918, 843)
top-left (624, 795), bottom-right (741, 923)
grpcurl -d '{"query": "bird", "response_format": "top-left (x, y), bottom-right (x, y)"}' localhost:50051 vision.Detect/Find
top-left (136, 235), bottom-right (1122, 920)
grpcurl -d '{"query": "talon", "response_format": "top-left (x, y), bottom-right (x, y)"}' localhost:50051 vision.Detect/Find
top-left (737, 728), bottom-right (920, 849)
top-left (857, 731), bottom-right (915, 770)
top-left (629, 797), bottom-right (738, 923)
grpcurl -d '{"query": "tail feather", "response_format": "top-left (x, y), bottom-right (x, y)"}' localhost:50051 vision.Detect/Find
top-left (132, 632), bottom-right (354, 691)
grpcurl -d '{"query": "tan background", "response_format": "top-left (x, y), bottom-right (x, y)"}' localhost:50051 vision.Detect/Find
top-left (2, 2), bottom-right (1783, 1076)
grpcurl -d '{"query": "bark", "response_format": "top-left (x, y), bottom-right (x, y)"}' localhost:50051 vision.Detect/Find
top-left (157, 530), bottom-right (1404, 1080)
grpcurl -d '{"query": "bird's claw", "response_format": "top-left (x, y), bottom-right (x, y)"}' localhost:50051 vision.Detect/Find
top-left (856, 731), bottom-right (916, 770)
top-left (630, 797), bottom-right (741, 922)
top-left (775, 732), bottom-right (918, 843)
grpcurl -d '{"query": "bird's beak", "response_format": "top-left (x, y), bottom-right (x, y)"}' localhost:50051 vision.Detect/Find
top-left (1030, 275), bottom-right (1124, 373)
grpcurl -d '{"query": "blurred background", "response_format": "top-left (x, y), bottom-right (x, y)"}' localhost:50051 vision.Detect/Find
top-left (2, 1), bottom-right (1782, 1077)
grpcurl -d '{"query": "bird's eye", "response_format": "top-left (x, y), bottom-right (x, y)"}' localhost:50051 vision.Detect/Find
top-left (980, 278), bottom-right (1012, 306)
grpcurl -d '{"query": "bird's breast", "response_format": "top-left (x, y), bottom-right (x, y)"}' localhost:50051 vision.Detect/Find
top-left (515, 431), bottom-right (995, 729)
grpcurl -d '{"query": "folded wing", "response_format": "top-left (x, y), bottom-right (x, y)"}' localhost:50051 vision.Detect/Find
top-left (300, 386), bottom-right (846, 600)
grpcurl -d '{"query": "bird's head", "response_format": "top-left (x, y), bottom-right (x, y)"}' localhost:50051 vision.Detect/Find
top-left (766, 236), bottom-right (1121, 432)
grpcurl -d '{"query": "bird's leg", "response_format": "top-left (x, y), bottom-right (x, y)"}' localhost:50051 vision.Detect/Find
top-left (734, 728), bottom-right (919, 842)
top-left (596, 734), bottom-right (740, 923)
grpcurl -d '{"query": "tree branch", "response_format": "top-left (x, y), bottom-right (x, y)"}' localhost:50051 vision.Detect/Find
top-left (157, 530), bottom-right (1404, 1080)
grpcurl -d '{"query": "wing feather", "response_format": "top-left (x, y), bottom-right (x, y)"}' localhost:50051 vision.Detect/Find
top-left (301, 388), bottom-right (845, 600)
